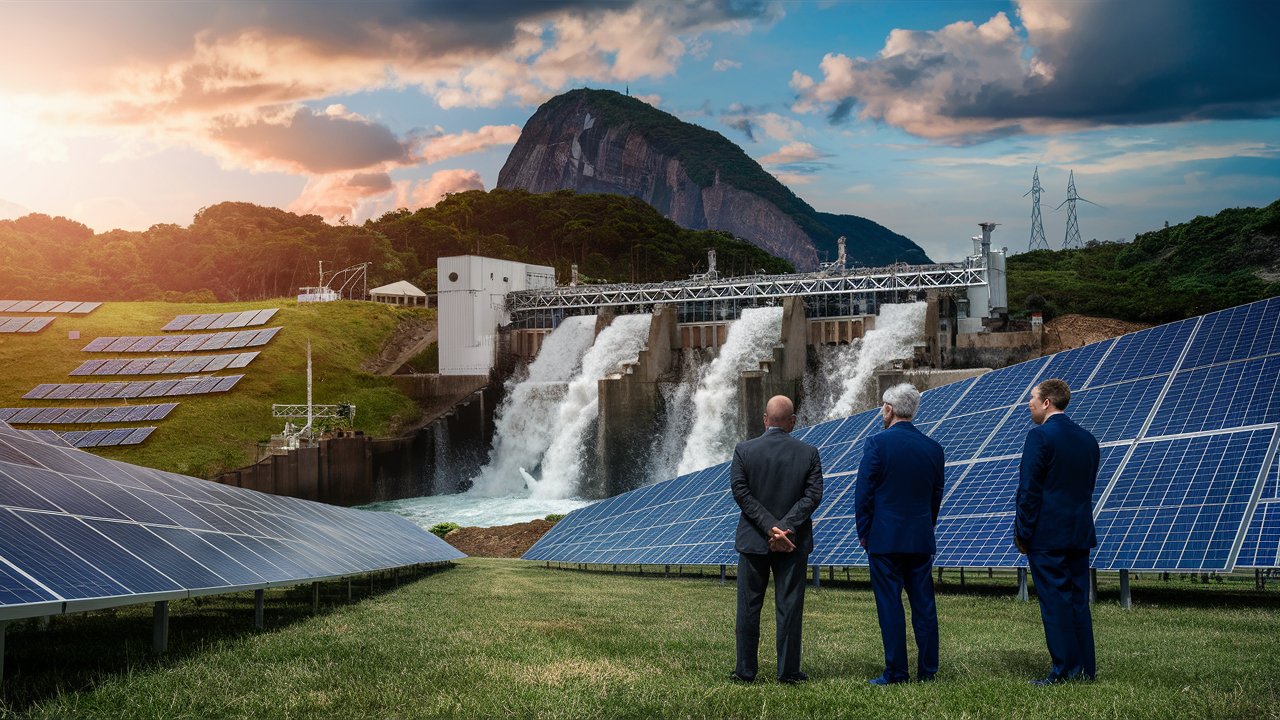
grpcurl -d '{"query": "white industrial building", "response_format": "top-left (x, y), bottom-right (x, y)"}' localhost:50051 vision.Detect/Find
top-left (369, 280), bottom-right (428, 307)
top-left (438, 256), bottom-right (556, 375)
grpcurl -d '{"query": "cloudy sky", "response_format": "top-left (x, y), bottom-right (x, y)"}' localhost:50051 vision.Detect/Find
top-left (1, 0), bottom-right (1277, 262)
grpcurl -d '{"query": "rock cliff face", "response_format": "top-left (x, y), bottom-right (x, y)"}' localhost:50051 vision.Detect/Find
top-left (497, 89), bottom-right (929, 271)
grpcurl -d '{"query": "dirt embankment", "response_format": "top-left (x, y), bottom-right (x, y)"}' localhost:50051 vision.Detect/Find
top-left (444, 520), bottom-right (556, 558)
top-left (1041, 314), bottom-right (1151, 355)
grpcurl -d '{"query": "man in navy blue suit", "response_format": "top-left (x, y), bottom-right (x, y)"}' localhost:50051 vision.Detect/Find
top-left (1016, 378), bottom-right (1100, 685)
top-left (730, 395), bottom-right (824, 684)
top-left (856, 383), bottom-right (945, 685)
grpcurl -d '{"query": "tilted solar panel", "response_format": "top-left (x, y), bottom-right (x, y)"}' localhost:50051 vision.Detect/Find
top-left (0, 420), bottom-right (463, 621)
top-left (524, 297), bottom-right (1280, 572)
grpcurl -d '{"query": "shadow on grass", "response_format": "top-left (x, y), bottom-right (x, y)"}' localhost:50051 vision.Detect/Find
top-left (0, 564), bottom-right (455, 718)
top-left (534, 563), bottom-right (1280, 609)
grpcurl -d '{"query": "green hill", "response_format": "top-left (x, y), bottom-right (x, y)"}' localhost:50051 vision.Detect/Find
top-left (0, 300), bottom-right (429, 477)
top-left (0, 191), bottom-right (792, 304)
top-left (1008, 199), bottom-right (1280, 323)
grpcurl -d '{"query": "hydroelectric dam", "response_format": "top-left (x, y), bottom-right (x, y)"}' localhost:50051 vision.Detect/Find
top-left (431, 224), bottom-right (1043, 503)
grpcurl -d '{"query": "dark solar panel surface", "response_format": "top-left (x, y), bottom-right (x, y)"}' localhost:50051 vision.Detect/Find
top-left (525, 297), bottom-right (1280, 571)
top-left (24, 377), bottom-right (242, 401)
top-left (0, 420), bottom-right (463, 620)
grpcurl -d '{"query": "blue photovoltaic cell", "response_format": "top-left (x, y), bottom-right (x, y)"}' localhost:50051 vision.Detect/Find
top-left (0, 509), bottom-right (127, 600)
top-left (1147, 356), bottom-right (1280, 437)
top-left (1039, 338), bottom-right (1116, 391)
top-left (1234, 502), bottom-right (1280, 568)
top-left (1092, 429), bottom-right (1273, 571)
top-left (934, 514), bottom-right (1022, 568)
top-left (1086, 317), bottom-right (1198, 388)
top-left (1180, 298), bottom-right (1280, 370)
top-left (19, 512), bottom-right (183, 594)
top-left (913, 377), bottom-right (977, 423)
top-left (927, 407), bottom-right (1010, 462)
top-left (0, 559), bottom-right (59, 606)
top-left (940, 458), bottom-right (1019, 519)
top-left (948, 356), bottom-right (1048, 417)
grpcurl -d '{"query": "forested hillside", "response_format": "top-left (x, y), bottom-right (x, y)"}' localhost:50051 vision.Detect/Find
top-left (1008, 199), bottom-right (1280, 323)
top-left (0, 189), bottom-right (793, 302)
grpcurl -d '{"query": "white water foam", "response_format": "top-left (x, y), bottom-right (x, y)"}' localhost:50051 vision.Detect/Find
top-left (676, 306), bottom-right (784, 475)
top-left (646, 347), bottom-right (704, 484)
top-left (366, 493), bottom-right (592, 529)
top-left (799, 302), bottom-right (927, 423)
top-left (468, 315), bottom-right (597, 496)
top-left (530, 313), bottom-right (653, 499)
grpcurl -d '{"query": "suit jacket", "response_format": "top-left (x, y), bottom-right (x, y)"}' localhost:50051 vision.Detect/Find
top-left (1015, 413), bottom-right (1100, 551)
top-left (855, 421), bottom-right (946, 554)
top-left (731, 427), bottom-right (824, 555)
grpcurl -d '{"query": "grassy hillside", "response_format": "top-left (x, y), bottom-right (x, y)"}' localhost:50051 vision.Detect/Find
top-left (1008, 199), bottom-right (1280, 323)
top-left (2, 558), bottom-right (1277, 718)
top-left (0, 300), bottom-right (428, 477)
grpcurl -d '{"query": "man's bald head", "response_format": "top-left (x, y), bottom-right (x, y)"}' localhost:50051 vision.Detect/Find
top-left (764, 395), bottom-right (796, 431)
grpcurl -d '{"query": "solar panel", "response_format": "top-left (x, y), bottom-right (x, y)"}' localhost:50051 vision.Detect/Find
top-left (70, 302), bottom-right (101, 314)
top-left (163, 315), bottom-right (198, 331)
top-left (18, 317), bottom-right (54, 333)
top-left (8, 301), bottom-right (37, 312)
top-left (524, 297), bottom-right (1280, 572)
top-left (0, 301), bottom-right (13, 312)
top-left (22, 376), bottom-right (243, 402)
top-left (0, 420), bottom-right (463, 621)
top-left (51, 301), bottom-right (81, 313)
top-left (87, 330), bottom-right (279, 353)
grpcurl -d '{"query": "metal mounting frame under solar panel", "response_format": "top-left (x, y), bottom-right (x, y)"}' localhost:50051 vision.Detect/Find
top-left (0, 419), bottom-right (464, 623)
top-left (523, 297), bottom-right (1280, 573)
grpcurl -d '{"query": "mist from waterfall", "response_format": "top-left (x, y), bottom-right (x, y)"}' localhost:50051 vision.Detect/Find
top-left (468, 315), bottom-right (597, 496)
top-left (531, 313), bottom-right (653, 499)
top-left (798, 302), bottom-right (927, 425)
top-left (646, 347), bottom-right (705, 484)
top-left (676, 306), bottom-right (784, 475)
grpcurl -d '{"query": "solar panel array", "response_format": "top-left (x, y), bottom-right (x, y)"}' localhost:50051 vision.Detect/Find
top-left (71, 352), bottom-right (259, 376)
top-left (59, 427), bottom-right (156, 448)
top-left (0, 420), bottom-right (464, 622)
top-left (162, 308), bottom-right (278, 332)
top-left (525, 297), bottom-right (1280, 573)
top-left (0, 300), bottom-right (100, 314)
top-left (0, 317), bottom-right (54, 333)
top-left (83, 327), bottom-right (280, 353)
top-left (24, 376), bottom-right (242, 401)
top-left (0, 404), bottom-right (178, 425)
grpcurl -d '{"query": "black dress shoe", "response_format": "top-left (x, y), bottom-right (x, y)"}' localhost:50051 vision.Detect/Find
top-left (729, 672), bottom-right (755, 684)
top-left (779, 672), bottom-right (809, 685)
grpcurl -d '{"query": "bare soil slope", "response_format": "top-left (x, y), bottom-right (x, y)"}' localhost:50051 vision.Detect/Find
top-left (1042, 314), bottom-right (1151, 355)
top-left (445, 520), bottom-right (556, 558)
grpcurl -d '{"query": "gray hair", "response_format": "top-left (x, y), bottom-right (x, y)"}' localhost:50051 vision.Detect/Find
top-left (882, 383), bottom-right (920, 420)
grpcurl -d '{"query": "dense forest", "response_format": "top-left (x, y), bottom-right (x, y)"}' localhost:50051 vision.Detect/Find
top-left (0, 189), bottom-right (793, 302)
top-left (1008, 199), bottom-right (1280, 323)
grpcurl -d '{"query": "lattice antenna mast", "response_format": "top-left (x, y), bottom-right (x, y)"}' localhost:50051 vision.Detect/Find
top-left (1024, 166), bottom-right (1048, 251)
top-left (1055, 170), bottom-right (1102, 250)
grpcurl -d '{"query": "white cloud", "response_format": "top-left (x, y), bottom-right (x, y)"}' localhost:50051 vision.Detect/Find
top-left (713, 58), bottom-right (742, 72)
top-left (772, 171), bottom-right (814, 186)
top-left (759, 142), bottom-right (824, 165)
top-left (418, 125), bottom-right (522, 164)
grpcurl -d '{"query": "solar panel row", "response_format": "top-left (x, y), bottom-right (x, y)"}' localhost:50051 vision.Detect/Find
top-left (0, 301), bottom-right (100, 314)
top-left (524, 297), bottom-right (1280, 572)
top-left (0, 403), bottom-right (178, 425)
top-left (0, 317), bottom-right (54, 333)
top-left (59, 427), bottom-right (156, 448)
top-left (71, 352), bottom-right (259, 377)
top-left (24, 376), bottom-right (242, 401)
top-left (82, 327), bottom-right (280, 353)
top-left (162, 308), bottom-right (278, 332)
top-left (0, 420), bottom-right (464, 621)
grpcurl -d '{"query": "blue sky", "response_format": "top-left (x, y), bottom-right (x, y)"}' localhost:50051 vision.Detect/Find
top-left (0, 0), bottom-right (1277, 263)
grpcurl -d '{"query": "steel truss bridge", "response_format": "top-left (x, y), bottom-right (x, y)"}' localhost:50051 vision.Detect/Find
top-left (505, 262), bottom-right (986, 314)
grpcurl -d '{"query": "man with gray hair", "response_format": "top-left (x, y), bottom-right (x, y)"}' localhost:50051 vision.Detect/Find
top-left (856, 382), bottom-right (945, 684)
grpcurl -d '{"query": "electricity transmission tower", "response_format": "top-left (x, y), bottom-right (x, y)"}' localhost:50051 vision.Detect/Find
top-left (1055, 170), bottom-right (1101, 249)
top-left (1024, 166), bottom-right (1049, 251)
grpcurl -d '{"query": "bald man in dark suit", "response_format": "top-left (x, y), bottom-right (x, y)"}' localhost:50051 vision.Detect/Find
top-left (729, 395), bottom-right (824, 684)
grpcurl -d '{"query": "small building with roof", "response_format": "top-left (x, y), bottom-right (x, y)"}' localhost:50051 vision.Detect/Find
top-left (369, 280), bottom-right (428, 307)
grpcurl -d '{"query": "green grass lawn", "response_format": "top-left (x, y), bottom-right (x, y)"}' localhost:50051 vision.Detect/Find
top-left (3, 558), bottom-right (1277, 719)
top-left (0, 300), bottom-right (432, 477)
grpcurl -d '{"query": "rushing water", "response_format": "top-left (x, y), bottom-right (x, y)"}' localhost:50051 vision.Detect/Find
top-left (798, 302), bottom-right (927, 425)
top-left (468, 315), bottom-right (597, 497)
top-left (675, 306), bottom-right (784, 475)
